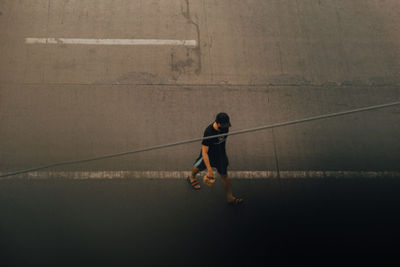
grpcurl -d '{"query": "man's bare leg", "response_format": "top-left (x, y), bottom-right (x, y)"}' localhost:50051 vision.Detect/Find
top-left (220, 173), bottom-right (243, 203)
top-left (220, 174), bottom-right (234, 202)
top-left (189, 167), bottom-right (201, 189)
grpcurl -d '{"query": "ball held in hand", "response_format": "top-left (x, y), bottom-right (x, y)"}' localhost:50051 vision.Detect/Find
top-left (203, 175), bottom-right (216, 187)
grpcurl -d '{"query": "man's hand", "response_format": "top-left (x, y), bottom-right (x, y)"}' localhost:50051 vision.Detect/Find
top-left (201, 145), bottom-right (215, 186)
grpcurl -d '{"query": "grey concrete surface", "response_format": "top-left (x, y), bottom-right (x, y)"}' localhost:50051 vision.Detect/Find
top-left (0, 0), bottom-right (400, 173)
top-left (0, 84), bottom-right (399, 173)
top-left (1, 177), bottom-right (400, 266)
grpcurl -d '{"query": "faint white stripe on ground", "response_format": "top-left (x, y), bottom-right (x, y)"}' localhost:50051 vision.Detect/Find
top-left (0, 171), bottom-right (399, 180)
top-left (25, 38), bottom-right (197, 46)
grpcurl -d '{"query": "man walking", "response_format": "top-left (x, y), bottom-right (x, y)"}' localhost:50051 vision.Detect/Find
top-left (187, 112), bottom-right (244, 205)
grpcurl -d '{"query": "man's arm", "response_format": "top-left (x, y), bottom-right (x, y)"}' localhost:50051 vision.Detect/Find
top-left (201, 145), bottom-right (214, 178)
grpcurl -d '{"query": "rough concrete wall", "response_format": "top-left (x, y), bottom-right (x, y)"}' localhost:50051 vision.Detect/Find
top-left (0, 0), bottom-right (399, 173)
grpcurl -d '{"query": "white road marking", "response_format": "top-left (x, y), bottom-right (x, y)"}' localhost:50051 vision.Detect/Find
top-left (1, 171), bottom-right (399, 179)
top-left (25, 38), bottom-right (197, 46)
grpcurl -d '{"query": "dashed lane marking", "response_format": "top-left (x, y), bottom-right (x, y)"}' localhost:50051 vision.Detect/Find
top-left (25, 38), bottom-right (197, 46)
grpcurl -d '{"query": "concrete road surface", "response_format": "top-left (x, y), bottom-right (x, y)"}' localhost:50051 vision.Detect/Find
top-left (1, 177), bottom-right (400, 266)
top-left (1, 0), bottom-right (399, 174)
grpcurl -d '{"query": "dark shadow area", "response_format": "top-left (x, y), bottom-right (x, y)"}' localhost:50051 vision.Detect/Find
top-left (1, 177), bottom-right (400, 266)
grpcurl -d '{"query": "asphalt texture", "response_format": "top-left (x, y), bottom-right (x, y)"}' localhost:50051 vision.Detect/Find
top-left (1, 177), bottom-right (400, 266)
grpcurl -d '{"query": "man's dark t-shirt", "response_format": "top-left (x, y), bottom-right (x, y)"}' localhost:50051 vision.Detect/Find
top-left (199, 123), bottom-right (229, 165)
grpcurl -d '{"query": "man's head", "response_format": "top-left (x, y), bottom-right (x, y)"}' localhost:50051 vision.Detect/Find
top-left (215, 112), bottom-right (231, 132)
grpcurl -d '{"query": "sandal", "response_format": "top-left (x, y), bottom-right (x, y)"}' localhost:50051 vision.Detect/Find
top-left (228, 197), bottom-right (244, 206)
top-left (187, 176), bottom-right (200, 190)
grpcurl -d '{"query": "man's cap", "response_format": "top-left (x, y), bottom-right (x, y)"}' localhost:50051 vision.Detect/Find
top-left (215, 112), bottom-right (231, 128)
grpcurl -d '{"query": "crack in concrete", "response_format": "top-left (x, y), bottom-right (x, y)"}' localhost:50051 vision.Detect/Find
top-left (180, 0), bottom-right (201, 75)
top-left (42, 0), bottom-right (52, 83)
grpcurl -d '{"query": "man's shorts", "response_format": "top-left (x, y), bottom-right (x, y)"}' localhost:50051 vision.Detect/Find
top-left (193, 154), bottom-right (229, 175)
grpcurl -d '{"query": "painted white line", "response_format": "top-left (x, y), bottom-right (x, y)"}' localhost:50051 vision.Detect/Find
top-left (1, 171), bottom-right (399, 180)
top-left (25, 38), bottom-right (197, 46)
